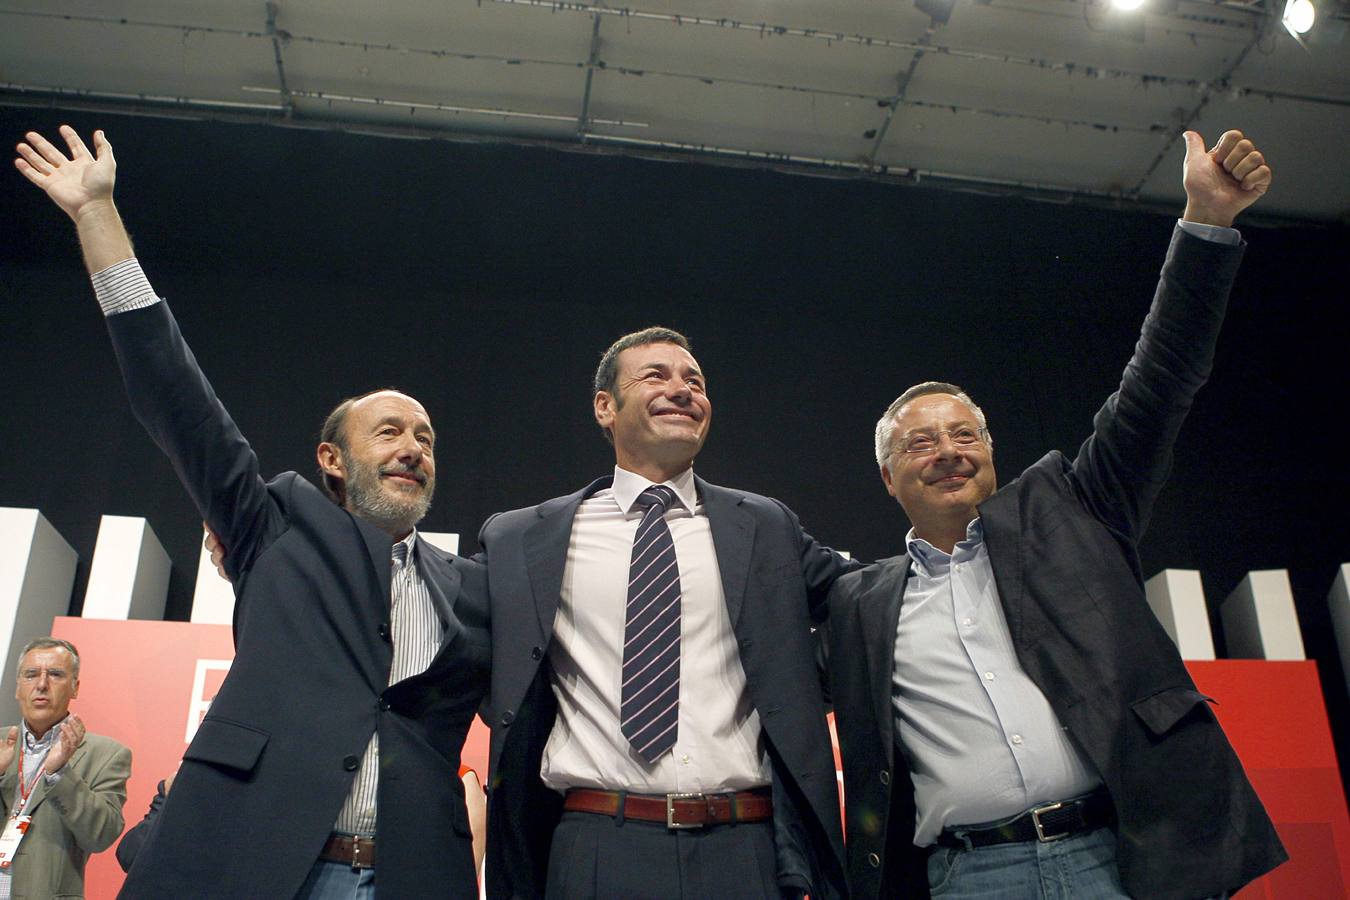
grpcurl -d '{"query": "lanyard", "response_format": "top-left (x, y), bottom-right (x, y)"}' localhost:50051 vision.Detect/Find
top-left (14, 740), bottom-right (45, 816)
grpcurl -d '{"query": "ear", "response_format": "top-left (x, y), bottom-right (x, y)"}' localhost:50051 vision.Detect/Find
top-left (71, 677), bottom-right (79, 701)
top-left (881, 462), bottom-right (898, 499)
top-left (594, 391), bottom-right (616, 433)
top-left (317, 442), bottom-right (345, 481)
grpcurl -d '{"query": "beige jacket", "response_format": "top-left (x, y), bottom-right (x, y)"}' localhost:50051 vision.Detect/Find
top-left (0, 728), bottom-right (131, 899)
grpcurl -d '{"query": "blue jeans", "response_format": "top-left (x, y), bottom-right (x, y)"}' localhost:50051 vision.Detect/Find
top-left (926, 825), bottom-right (1128, 899)
top-left (293, 859), bottom-right (376, 900)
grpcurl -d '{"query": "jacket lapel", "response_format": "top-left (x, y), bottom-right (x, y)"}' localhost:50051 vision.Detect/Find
top-left (697, 477), bottom-right (756, 629)
top-left (858, 556), bottom-right (910, 764)
top-left (354, 512), bottom-right (395, 606)
top-left (524, 478), bottom-right (607, 640)
top-left (978, 490), bottom-right (1024, 646)
top-left (415, 544), bottom-right (462, 649)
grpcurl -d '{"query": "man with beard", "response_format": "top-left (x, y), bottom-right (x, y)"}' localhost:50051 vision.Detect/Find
top-left (15, 126), bottom-right (489, 899)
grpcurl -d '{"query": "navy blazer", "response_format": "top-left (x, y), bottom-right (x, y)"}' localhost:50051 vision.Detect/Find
top-left (107, 302), bottom-right (490, 899)
top-left (826, 227), bottom-right (1287, 900)
top-left (478, 475), bottom-right (857, 899)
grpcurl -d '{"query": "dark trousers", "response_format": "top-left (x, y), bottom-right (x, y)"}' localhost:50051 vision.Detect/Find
top-left (545, 810), bottom-right (780, 899)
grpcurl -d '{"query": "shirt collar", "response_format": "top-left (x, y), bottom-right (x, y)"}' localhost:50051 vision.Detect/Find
top-left (612, 465), bottom-right (698, 516)
top-left (392, 530), bottom-right (418, 570)
top-left (906, 517), bottom-right (984, 577)
top-left (21, 715), bottom-right (67, 753)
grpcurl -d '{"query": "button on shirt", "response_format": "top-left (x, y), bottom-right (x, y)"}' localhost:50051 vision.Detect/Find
top-left (542, 466), bottom-right (770, 794)
top-left (892, 519), bottom-right (1100, 845)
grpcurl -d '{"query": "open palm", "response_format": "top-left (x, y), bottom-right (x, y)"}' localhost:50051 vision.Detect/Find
top-left (14, 126), bottom-right (116, 220)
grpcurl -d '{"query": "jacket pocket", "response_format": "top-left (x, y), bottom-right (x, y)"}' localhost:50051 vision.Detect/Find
top-left (1130, 686), bottom-right (1213, 736)
top-left (184, 716), bottom-right (270, 773)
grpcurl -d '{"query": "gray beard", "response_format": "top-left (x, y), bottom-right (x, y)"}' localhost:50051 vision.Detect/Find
top-left (344, 456), bottom-right (433, 536)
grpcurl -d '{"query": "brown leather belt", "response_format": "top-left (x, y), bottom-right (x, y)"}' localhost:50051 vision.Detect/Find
top-left (564, 787), bottom-right (772, 829)
top-left (319, 833), bottom-right (377, 868)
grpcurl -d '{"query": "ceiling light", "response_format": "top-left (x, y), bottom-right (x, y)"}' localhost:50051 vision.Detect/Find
top-left (1112, 0), bottom-right (1147, 10)
top-left (1283, 0), bottom-right (1315, 35)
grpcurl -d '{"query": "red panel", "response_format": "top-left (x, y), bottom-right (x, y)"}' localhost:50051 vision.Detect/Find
top-left (50, 617), bottom-right (490, 900)
top-left (1188, 661), bottom-right (1350, 897)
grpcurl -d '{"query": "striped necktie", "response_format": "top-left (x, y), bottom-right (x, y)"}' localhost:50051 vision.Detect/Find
top-left (621, 485), bottom-right (682, 763)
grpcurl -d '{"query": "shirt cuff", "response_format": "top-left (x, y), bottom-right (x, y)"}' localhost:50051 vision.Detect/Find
top-left (1176, 219), bottom-right (1241, 246)
top-left (43, 770), bottom-right (63, 785)
top-left (91, 258), bottom-right (162, 316)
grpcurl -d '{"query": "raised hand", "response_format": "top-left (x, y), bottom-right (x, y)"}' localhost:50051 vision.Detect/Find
top-left (43, 714), bottom-right (86, 776)
top-left (14, 126), bottom-right (116, 222)
top-left (1181, 130), bottom-right (1272, 228)
top-left (205, 523), bottom-right (232, 583)
top-left (0, 726), bottom-right (16, 775)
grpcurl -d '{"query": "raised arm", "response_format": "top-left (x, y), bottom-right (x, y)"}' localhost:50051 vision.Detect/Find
top-left (1070, 128), bottom-right (1271, 539)
top-left (15, 126), bottom-right (281, 581)
top-left (15, 126), bottom-right (132, 273)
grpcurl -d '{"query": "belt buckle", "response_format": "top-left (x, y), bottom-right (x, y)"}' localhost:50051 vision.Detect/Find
top-left (1031, 802), bottom-right (1067, 842)
top-left (666, 792), bottom-right (707, 830)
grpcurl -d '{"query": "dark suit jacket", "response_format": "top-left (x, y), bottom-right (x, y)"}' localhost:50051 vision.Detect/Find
top-left (825, 227), bottom-right (1287, 900)
top-left (106, 302), bottom-right (490, 899)
top-left (0, 730), bottom-right (130, 900)
top-left (478, 476), bottom-right (857, 899)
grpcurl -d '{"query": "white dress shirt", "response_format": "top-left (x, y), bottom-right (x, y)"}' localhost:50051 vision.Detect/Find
top-left (541, 466), bottom-right (771, 794)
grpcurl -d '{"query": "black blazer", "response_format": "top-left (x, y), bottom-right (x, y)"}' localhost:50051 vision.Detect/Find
top-left (478, 476), bottom-right (858, 899)
top-left (107, 302), bottom-right (490, 899)
top-left (825, 227), bottom-right (1287, 900)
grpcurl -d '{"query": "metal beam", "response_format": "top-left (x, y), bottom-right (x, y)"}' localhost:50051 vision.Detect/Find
top-left (578, 13), bottom-right (603, 140)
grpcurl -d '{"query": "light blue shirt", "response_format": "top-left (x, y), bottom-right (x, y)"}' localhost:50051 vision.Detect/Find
top-left (892, 520), bottom-right (1101, 846)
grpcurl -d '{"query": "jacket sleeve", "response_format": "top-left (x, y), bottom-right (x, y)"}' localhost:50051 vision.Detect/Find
top-left (45, 740), bottom-right (132, 853)
top-left (105, 302), bottom-right (284, 580)
top-left (1069, 225), bottom-right (1244, 541)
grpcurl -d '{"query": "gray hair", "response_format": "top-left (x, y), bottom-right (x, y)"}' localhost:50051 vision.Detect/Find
top-left (874, 381), bottom-right (992, 470)
top-left (592, 327), bottom-right (694, 444)
top-left (17, 637), bottom-right (80, 679)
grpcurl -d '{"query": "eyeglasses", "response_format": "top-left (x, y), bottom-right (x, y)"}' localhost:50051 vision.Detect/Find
top-left (895, 426), bottom-right (988, 456)
top-left (18, 668), bottom-right (69, 683)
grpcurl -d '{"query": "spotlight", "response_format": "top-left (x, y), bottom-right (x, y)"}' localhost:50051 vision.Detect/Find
top-left (1112, 0), bottom-right (1147, 9)
top-left (1283, 0), bottom-right (1315, 35)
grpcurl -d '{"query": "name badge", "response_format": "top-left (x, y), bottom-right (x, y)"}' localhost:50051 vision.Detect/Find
top-left (0, 814), bottom-right (32, 869)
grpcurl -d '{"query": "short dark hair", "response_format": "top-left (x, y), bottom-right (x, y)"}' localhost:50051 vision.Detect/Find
top-left (18, 637), bottom-right (80, 679)
top-left (317, 388), bottom-right (405, 503)
top-left (592, 327), bottom-right (693, 444)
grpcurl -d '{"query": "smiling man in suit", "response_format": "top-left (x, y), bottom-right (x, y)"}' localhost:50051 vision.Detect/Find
top-left (16, 126), bottom-right (489, 900)
top-left (480, 328), bottom-right (859, 899)
top-left (825, 130), bottom-right (1286, 899)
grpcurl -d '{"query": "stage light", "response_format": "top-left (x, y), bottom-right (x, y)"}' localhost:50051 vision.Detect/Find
top-left (1283, 0), bottom-right (1315, 35)
top-left (1112, 0), bottom-right (1147, 10)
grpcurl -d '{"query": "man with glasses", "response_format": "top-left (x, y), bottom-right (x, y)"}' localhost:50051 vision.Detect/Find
top-left (0, 638), bottom-right (130, 899)
top-left (825, 129), bottom-right (1287, 899)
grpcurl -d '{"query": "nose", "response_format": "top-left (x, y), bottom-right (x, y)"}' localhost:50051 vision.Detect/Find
top-left (668, 379), bottom-right (693, 403)
top-left (394, 432), bottom-right (423, 465)
top-left (931, 432), bottom-right (962, 460)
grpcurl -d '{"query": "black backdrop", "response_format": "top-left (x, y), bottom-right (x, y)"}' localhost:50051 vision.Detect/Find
top-left (2, 107), bottom-right (1347, 775)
